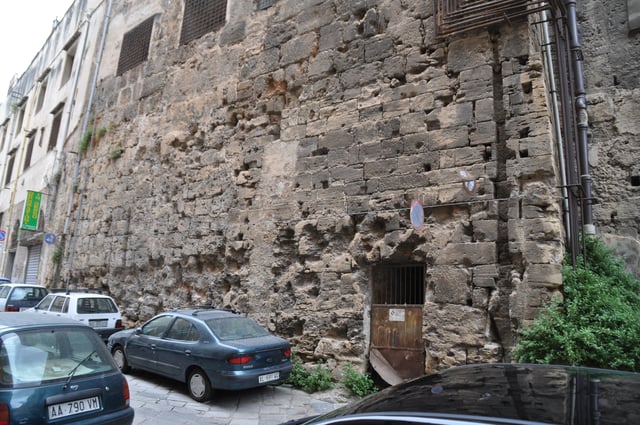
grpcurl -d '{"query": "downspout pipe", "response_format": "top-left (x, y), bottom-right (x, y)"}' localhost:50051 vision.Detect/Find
top-left (564, 0), bottom-right (595, 235)
top-left (63, 0), bottom-right (113, 289)
top-left (541, 9), bottom-right (571, 243)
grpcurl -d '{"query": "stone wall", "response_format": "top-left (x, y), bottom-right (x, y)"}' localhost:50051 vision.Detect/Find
top-left (580, 0), bottom-right (640, 277)
top-left (49, 0), bottom-right (565, 373)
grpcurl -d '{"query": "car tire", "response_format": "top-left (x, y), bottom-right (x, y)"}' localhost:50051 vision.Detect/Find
top-left (112, 346), bottom-right (131, 373)
top-left (187, 368), bottom-right (212, 402)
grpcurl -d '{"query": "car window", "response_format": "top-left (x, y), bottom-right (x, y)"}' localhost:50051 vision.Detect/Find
top-left (206, 317), bottom-right (270, 341)
top-left (0, 286), bottom-right (9, 299)
top-left (141, 315), bottom-right (174, 337)
top-left (36, 294), bottom-right (56, 311)
top-left (165, 318), bottom-right (200, 341)
top-left (50, 296), bottom-right (67, 313)
top-left (0, 328), bottom-right (115, 387)
top-left (77, 297), bottom-right (118, 314)
top-left (8, 287), bottom-right (46, 302)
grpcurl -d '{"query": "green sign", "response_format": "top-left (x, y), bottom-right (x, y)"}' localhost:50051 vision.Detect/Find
top-left (21, 190), bottom-right (42, 231)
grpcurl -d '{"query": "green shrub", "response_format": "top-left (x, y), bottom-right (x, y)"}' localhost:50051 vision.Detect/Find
top-left (513, 236), bottom-right (640, 371)
top-left (286, 356), bottom-right (334, 393)
top-left (342, 363), bottom-right (377, 397)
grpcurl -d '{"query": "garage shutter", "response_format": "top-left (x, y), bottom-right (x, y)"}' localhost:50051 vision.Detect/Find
top-left (25, 245), bottom-right (42, 284)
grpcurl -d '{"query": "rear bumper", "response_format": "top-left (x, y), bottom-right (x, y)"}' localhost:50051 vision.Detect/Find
top-left (209, 363), bottom-right (293, 391)
top-left (68, 407), bottom-right (134, 425)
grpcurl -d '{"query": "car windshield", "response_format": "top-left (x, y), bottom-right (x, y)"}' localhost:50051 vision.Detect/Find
top-left (0, 327), bottom-right (116, 388)
top-left (206, 317), bottom-right (270, 341)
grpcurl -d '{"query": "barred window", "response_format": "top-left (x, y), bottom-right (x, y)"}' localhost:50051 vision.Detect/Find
top-left (372, 264), bottom-right (425, 305)
top-left (117, 17), bottom-right (155, 76)
top-left (180, 0), bottom-right (227, 45)
top-left (257, 0), bottom-right (279, 10)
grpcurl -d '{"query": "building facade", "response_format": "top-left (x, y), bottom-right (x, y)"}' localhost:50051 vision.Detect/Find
top-left (1, 0), bottom-right (638, 378)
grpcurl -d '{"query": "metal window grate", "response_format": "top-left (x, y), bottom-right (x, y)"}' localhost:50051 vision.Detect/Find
top-left (257, 0), bottom-right (279, 10)
top-left (117, 16), bottom-right (154, 76)
top-left (180, 0), bottom-right (227, 45)
top-left (435, 0), bottom-right (551, 37)
top-left (372, 264), bottom-right (425, 305)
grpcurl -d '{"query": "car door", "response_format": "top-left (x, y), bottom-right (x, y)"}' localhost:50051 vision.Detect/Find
top-left (125, 314), bottom-right (175, 373)
top-left (153, 317), bottom-right (201, 380)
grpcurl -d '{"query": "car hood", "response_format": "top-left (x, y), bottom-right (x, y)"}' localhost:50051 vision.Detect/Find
top-left (311, 363), bottom-right (640, 424)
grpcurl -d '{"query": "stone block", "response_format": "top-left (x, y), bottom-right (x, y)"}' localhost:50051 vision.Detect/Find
top-left (280, 32), bottom-right (318, 66)
top-left (525, 263), bottom-right (563, 289)
top-left (436, 242), bottom-right (496, 266)
top-left (429, 266), bottom-right (471, 305)
top-left (429, 126), bottom-right (469, 151)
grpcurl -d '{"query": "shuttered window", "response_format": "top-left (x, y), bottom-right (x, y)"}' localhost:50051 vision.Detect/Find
top-left (180, 0), bottom-right (227, 45)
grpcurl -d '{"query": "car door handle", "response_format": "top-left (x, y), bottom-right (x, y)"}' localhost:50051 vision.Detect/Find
top-left (184, 350), bottom-right (191, 356)
top-left (151, 344), bottom-right (157, 350)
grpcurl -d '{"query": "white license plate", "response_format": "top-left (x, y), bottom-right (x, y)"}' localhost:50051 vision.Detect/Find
top-left (48, 396), bottom-right (101, 419)
top-left (259, 372), bottom-right (280, 383)
top-left (89, 319), bottom-right (108, 328)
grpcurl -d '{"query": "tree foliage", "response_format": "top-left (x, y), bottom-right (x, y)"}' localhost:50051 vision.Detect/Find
top-left (512, 236), bottom-right (640, 371)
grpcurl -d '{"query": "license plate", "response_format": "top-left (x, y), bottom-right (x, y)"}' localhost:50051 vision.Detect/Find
top-left (48, 396), bottom-right (101, 419)
top-left (89, 319), bottom-right (108, 328)
top-left (259, 372), bottom-right (280, 383)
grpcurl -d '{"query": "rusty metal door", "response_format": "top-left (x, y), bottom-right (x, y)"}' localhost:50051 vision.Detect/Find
top-left (369, 265), bottom-right (425, 382)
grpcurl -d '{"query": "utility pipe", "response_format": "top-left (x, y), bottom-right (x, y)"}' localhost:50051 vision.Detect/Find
top-left (564, 0), bottom-right (595, 235)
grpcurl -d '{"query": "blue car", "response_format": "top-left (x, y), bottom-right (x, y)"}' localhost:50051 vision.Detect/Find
top-left (0, 312), bottom-right (134, 425)
top-left (108, 308), bottom-right (292, 402)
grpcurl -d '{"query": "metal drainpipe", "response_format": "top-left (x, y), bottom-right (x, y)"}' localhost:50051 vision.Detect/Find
top-left (541, 9), bottom-right (572, 242)
top-left (63, 0), bottom-right (113, 290)
top-left (564, 0), bottom-right (596, 235)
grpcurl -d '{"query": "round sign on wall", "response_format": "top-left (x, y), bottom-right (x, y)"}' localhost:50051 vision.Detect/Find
top-left (0, 230), bottom-right (5, 242)
top-left (410, 199), bottom-right (424, 230)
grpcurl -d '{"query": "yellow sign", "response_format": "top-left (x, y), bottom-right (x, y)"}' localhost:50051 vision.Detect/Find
top-left (21, 191), bottom-right (42, 231)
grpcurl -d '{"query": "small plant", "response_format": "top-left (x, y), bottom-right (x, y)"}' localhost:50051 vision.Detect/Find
top-left (51, 248), bottom-right (62, 265)
top-left (109, 146), bottom-right (123, 160)
top-left (78, 130), bottom-right (92, 153)
top-left (286, 354), bottom-right (334, 393)
top-left (342, 363), bottom-right (377, 397)
top-left (96, 126), bottom-right (108, 139)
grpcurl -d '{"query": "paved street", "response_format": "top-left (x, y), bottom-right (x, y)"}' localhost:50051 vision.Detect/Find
top-left (126, 370), bottom-right (350, 425)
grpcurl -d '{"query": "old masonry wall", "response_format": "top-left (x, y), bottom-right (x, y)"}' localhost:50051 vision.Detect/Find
top-left (49, 0), bottom-right (565, 373)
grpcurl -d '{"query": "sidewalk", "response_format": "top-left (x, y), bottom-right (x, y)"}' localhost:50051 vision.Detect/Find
top-left (127, 371), bottom-right (353, 425)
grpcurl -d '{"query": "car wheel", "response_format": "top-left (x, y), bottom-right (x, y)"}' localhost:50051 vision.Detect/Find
top-left (112, 346), bottom-right (131, 373)
top-left (187, 368), bottom-right (212, 402)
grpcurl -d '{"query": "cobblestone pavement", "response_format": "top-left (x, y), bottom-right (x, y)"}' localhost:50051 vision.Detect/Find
top-left (126, 370), bottom-right (350, 425)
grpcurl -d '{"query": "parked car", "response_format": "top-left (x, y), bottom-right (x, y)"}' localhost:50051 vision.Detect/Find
top-left (0, 278), bottom-right (9, 284)
top-left (282, 363), bottom-right (640, 425)
top-left (0, 312), bottom-right (134, 424)
top-left (108, 308), bottom-right (292, 402)
top-left (0, 283), bottom-right (48, 312)
top-left (29, 291), bottom-right (124, 343)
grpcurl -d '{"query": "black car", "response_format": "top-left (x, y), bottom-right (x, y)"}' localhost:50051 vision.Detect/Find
top-left (108, 308), bottom-right (292, 402)
top-left (283, 363), bottom-right (640, 425)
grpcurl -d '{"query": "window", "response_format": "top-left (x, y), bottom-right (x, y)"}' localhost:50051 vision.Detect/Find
top-left (14, 103), bottom-right (26, 136)
top-left (166, 318), bottom-right (200, 341)
top-left (372, 264), bottom-right (425, 305)
top-left (180, 0), bottom-right (227, 45)
top-left (629, 0), bottom-right (640, 33)
top-left (116, 17), bottom-right (155, 76)
top-left (4, 150), bottom-right (16, 186)
top-left (22, 130), bottom-right (36, 171)
top-left (35, 75), bottom-right (49, 113)
top-left (256, 0), bottom-right (279, 10)
top-left (60, 35), bottom-right (79, 87)
top-left (48, 103), bottom-right (64, 151)
top-left (0, 123), bottom-right (8, 152)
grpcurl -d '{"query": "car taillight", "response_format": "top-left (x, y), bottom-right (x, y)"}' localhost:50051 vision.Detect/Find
top-left (228, 355), bottom-right (253, 364)
top-left (0, 403), bottom-right (9, 425)
top-left (4, 306), bottom-right (18, 312)
top-left (122, 378), bottom-right (130, 406)
top-left (283, 348), bottom-right (291, 357)
top-left (115, 320), bottom-right (123, 329)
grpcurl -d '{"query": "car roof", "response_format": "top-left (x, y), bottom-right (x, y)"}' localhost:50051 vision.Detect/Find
top-left (316, 363), bottom-right (640, 424)
top-left (49, 291), bottom-right (115, 299)
top-left (0, 311), bottom-right (91, 331)
top-left (170, 308), bottom-right (240, 320)
top-left (0, 283), bottom-right (46, 288)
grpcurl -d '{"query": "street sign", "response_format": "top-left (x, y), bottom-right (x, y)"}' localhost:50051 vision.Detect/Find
top-left (0, 230), bottom-right (5, 242)
top-left (410, 199), bottom-right (424, 230)
top-left (44, 233), bottom-right (57, 245)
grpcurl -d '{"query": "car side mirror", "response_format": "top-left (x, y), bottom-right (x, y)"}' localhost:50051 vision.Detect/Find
top-left (135, 328), bottom-right (142, 335)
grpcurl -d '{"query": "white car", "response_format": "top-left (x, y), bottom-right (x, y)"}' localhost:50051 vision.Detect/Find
top-left (0, 283), bottom-right (48, 311)
top-left (30, 291), bottom-right (124, 342)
